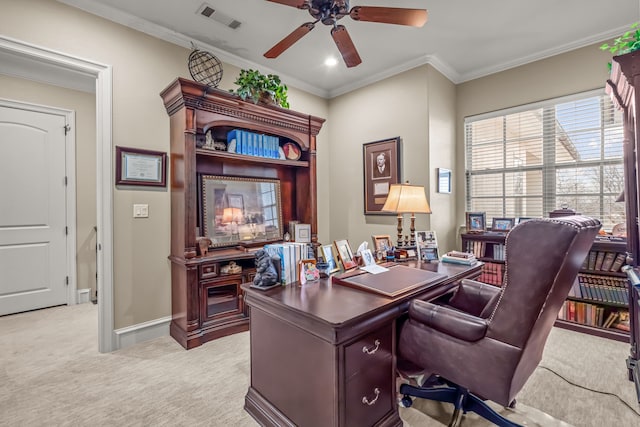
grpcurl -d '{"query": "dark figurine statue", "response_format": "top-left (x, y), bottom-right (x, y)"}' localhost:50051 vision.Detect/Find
top-left (253, 249), bottom-right (279, 288)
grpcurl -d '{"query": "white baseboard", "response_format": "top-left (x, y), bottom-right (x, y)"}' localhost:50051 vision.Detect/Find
top-left (114, 316), bottom-right (171, 350)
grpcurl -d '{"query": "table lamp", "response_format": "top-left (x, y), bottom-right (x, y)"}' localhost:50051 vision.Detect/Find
top-left (222, 207), bottom-right (243, 238)
top-left (381, 182), bottom-right (431, 247)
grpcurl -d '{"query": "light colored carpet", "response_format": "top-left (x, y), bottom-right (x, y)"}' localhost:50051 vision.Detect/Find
top-left (1, 304), bottom-right (639, 426)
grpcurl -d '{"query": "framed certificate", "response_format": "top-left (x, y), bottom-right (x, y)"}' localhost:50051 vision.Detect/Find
top-left (116, 146), bottom-right (167, 187)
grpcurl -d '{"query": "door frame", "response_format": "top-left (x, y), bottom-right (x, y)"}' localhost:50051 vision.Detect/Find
top-left (0, 35), bottom-right (116, 353)
top-left (0, 98), bottom-right (77, 307)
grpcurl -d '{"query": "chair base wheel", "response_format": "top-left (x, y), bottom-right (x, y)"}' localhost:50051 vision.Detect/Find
top-left (401, 395), bottom-right (413, 408)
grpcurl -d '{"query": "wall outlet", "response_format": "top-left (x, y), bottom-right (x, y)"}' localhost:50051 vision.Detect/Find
top-left (133, 204), bottom-right (149, 218)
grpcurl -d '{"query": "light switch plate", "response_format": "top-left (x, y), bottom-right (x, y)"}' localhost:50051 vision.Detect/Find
top-left (133, 204), bottom-right (149, 218)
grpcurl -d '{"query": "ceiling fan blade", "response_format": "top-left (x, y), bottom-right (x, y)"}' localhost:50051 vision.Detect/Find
top-left (266, 0), bottom-right (307, 9)
top-left (350, 6), bottom-right (428, 27)
top-left (331, 25), bottom-right (361, 68)
top-left (264, 22), bottom-right (315, 58)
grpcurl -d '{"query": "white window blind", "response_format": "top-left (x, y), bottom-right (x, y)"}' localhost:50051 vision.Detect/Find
top-left (465, 90), bottom-right (625, 230)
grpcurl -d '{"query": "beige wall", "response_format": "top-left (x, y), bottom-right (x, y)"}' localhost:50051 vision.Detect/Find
top-left (427, 66), bottom-right (457, 253)
top-left (0, 74), bottom-right (97, 296)
top-left (0, 0), bottom-right (327, 329)
top-left (328, 66), bottom-right (429, 249)
top-left (455, 44), bottom-right (614, 228)
top-left (1, 0), bottom-right (617, 333)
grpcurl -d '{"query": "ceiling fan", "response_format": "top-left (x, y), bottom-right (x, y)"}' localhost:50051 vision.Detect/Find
top-left (264, 0), bottom-right (428, 68)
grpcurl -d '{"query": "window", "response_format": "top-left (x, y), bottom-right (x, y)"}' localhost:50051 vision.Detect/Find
top-left (465, 90), bottom-right (625, 230)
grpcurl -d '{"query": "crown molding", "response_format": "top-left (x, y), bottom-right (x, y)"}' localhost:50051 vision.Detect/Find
top-left (57, 0), bottom-right (330, 98)
top-left (457, 24), bottom-right (633, 83)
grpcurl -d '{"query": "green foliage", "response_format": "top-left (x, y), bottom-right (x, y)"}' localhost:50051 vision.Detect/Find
top-left (230, 69), bottom-right (289, 109)
top-left (600, 23), bottom-right (640, 70)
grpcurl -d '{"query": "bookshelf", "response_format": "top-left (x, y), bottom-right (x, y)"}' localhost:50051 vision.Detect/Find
top-left (556, 239), bottom-right (629, 342)
top-left (462, 232), bottom-right (630, 342)
top-left (461, 232), bottom-right (505, 286)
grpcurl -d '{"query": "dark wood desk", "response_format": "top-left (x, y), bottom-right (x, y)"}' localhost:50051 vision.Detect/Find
top-left (242, 261), bottom-right (482, 427)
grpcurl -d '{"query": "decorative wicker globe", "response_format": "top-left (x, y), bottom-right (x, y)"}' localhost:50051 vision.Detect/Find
top-left (188, 49), bottom-right (223, 88)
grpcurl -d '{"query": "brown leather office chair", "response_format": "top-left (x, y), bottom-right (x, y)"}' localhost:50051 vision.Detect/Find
top-left (397, 216), bottom-right (601, 426)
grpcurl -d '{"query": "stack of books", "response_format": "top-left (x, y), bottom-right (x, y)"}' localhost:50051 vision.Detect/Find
top-left (441, 251), bottom-right (477, 265)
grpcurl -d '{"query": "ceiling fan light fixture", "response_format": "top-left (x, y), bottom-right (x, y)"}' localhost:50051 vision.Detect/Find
top-left (324, 57), bottom-right (338, 66)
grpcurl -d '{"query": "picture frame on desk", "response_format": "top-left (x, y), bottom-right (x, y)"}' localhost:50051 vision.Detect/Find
top-left (420, 247), bottom-right (439, 262)
top-left (465, 212), bottom-right (486, 233)
top-left (321, 244), bottom-right (340, 274)
top-left (491, 217), bottom-right (515, 232)
top-left (363, 137), bottom-right (401, 215)
top-left (334, 239), bottom-right (357, 270)
top-left (371, 234), bottom-right (393, 253)
top-left (516, 217), bottom-right (534, 225)
top-left (294, 223), bottom-right (311, 243)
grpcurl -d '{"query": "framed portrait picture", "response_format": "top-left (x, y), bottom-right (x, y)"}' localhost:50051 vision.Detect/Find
top-left (465, 212), bottom-right (486, 233)
top-left (115, 146), bottom-right (167, 187)
top-left (334, 239), bottom-right (357, 270)
top-left (321, 244), bottom-right (340, 274)
top-left (363, 137), bottom-right (401, 214)
top-left (492, 217), bottom-right (515, 232)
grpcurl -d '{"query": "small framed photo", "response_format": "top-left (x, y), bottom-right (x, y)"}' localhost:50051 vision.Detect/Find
top-left (371, 234), bottom-right (393, 253)
top-left (115, 146), bottom-right (167, 187)
top-left (334, 239), bottom-right (357, 270)
top-left (516, 217), bottom-right (534, 225)
top-left (321, 245), bottom-right (340, 274)
top-left (465, 212), bottom-right (486, 233)
top-left (294, 223), bottom-right (311, 243)
top-left (415, 230), bottom-right (437, 248)
top-left (299, 259), bottom-right (319, 284)
top-left (360, 249), bottom-right (375, 266)
top-left (420, 247), bottom-right (439, 262)
top-left (491, 217), bottom-right (515, 232)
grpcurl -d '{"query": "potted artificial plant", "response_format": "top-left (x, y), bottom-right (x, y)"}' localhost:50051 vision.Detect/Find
top-left (230, 69), bottom-right (290, 108)
top-left (600, 22), bottom-right (640, 69)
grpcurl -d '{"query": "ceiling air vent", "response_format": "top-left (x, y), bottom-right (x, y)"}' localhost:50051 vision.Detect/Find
top-left (197, 3), bottom-right (242, 30)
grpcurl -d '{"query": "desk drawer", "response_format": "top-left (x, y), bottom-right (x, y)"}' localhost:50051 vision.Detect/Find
top-left (345, 324), bottom-right (392, 378)
top-left (345, 359), bottom-right (393, 427)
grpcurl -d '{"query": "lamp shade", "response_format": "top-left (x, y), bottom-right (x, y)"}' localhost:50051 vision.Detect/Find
top-left (222, 207), bottom-right (243, 224)
top-left (381, 183), bottom-right (431, 214)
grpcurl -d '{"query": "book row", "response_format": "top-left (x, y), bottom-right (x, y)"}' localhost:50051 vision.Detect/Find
top-left (558, 301), bottom-right (629, 331)
top-left (577, 273), bottom-right (627, 288)
top-left (227, 129), bottom-right (282, 159)
top-left (464, 241), bottom-right (506, 261)
top-left (568, 279), bottom-right (629, 305)
top-left (477, 262), bottom-right (503, 286)
top-left (582, 250), bottom-right (626, 272)
top-left (263, 242), bottom-right (312, 285)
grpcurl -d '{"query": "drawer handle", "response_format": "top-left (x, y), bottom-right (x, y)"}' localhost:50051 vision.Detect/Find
top-left (362, 388), bottom-right (380, 406)
top-left (362, 339), bottom-right (380, 355)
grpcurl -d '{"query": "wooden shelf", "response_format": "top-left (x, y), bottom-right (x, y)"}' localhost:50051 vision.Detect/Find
top-left (196, 148), bottom-right (309, 167)
top-left (566, 296), bottom-right (628, 309)
top-left (554, 319), bottom-right (629, 343)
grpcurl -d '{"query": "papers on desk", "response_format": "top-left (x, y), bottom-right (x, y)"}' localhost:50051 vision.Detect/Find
top-left (360, 264), bottom-right (389, 274)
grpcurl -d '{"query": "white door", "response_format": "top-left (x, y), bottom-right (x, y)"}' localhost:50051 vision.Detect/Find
top-left (0, 104), bottom-right (68, 315)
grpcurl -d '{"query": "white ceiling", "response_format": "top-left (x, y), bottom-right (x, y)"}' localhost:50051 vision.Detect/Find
top-left (57, 0), bottom-right (639, 98)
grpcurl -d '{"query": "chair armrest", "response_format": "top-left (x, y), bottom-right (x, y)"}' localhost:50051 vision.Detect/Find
top-left (448, 279), bottom-right (502, 317)
top-left (408, 299), bottom-right (488, 342)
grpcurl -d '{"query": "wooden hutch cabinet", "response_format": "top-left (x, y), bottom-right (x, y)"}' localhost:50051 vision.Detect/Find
top-left (160, 78), bottom-right (325, 349)
top-left (607, 50), bottom-right (640, 400)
